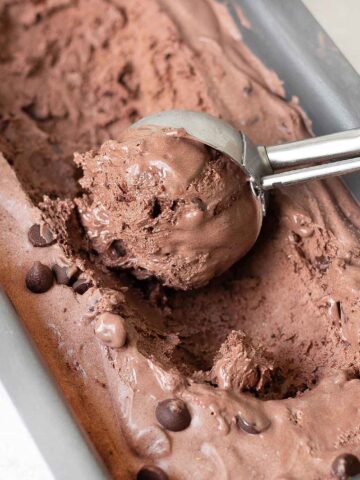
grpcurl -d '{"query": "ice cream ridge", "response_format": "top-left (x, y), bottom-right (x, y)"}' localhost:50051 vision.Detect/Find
top-left (3, 0), bottom-right (360, 479)
top-left (76, 125), bottom-right (261, 289)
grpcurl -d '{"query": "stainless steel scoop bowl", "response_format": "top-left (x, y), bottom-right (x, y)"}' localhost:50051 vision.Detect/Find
top-left (133, 109), bottom-right (360, 250)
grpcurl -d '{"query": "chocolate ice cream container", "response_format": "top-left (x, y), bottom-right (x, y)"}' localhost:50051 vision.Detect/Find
top-left (1, 0), bottom-right (360, 478)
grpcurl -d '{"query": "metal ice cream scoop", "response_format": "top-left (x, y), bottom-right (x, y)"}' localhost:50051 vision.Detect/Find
top-left (134, 110), bottom-right (360, 215)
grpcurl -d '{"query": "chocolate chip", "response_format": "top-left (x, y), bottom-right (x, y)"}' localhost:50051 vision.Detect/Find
top-left (117, 62), bottom-right (138, 95)
top-left (332, 454), bottom-right (360, 479)
top-left (108, 240), bottom-right (126, 259)
top-left (136, 465), bottom-right (168, 480)
top-left (243, 82), bottom-right (253, 96)
top-left (236, 415), bottom-right (266, 435)
top-left (28, 223), bottom-right (56, 247)
top-left (52, 265), bottom-right (70, 285)
top-left (155, 398), bottom-right (191, 432)
top-left (72, 277), bottom-right (92, 295)
top-left (150, 198), bottom-right (162, 219)
top-left (191, 197), bottom-right (207, 211)
top-left (25, 262), bottom-right (53, 293)
top-left (315, 254), bottom-right (330, 272)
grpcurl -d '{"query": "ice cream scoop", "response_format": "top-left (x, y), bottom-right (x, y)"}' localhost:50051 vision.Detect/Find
top-left (134, 109), bottom-right (360, 239)
top-left (76, 112), bottom-right (360, 290)
top-left (76, 126), bottom-right (260, 289)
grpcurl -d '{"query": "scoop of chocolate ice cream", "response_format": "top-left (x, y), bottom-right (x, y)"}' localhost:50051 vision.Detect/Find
top-left (75, 126), bottom-right (261, 289)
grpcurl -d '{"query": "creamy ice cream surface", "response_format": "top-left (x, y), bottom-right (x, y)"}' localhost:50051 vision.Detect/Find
top-left (1, 1), bottom-right (360, 480)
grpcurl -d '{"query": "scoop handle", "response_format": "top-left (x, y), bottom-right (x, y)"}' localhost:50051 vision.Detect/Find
top-left (263, 128), bottom-right (360, 170)
top-left (259, 128), bottom-right (360, 189)
top-left (261, 157), bottom-right (360, 190)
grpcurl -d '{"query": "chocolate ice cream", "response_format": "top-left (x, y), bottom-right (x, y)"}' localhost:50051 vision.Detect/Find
top-left (1, 0), bottom-right (360, 479)
top-left (208, 330), bottom-right (275, 394)
top-left (75, 126), bottom-right (261, 289)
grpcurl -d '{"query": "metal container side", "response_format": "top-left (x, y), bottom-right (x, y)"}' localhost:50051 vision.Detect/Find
top-left (230, 0), bottom-right (360, 199)
top-left (0, 290), bottom-right (110, 480)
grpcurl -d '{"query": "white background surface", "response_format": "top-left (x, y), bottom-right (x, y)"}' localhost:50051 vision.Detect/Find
top-left (0, 383), bottom-right (53, 480)
top-left (1, 2), bottom-right (360, 479)
top-left (303, 0), bottom-right (360, 73)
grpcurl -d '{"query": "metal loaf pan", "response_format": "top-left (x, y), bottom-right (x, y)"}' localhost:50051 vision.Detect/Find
top-left (232, 0), bottom-right (360, 199)
top-left (1, 1), bottom-right (360, 479)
